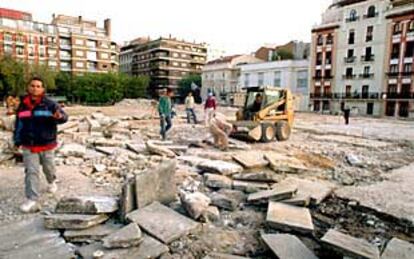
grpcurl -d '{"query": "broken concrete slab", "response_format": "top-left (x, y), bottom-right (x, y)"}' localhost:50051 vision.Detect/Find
top-left (126, 201), bottom-right (199, 244)
top-left (56, 196), bottom-right (118, 214)
top-left (120, 178), bottom-right (136, 221)
top-left (209, 189), bottom-right (245, 211)
top-left (321, 229), bottom-right (379, 259)
top-left (247, 184), bottom-right (297, 204)
top-left (197, 159), bottom-right (243, 176)
top-left (265, 153), bottom-right (308, 174)
top-left (180, 191), bottom-right (211, 220)
top-left (203, 252), bottom-right (251, 259)
top-left (204, 173), bottom-right (233, 189)
top-left (64, 222), bottom-right (122, 243)
top-left (233, 180), bottom-right (269, 193)
top-left (381, 237), bottom-right (414, 259)
top-left (0, 217), bottom-right (75, 259)
top-left (93, 138), bottom-right (126, 147)
top-left (58, 121), bottom-right (78, 133)
top-left (59, 143), bottom-right (87, 157)
top-left (201, 206), bottom-right (220, 222)
top-left (44, 214), bottom-right (109, 230)
top-left (275, 177), bottom-right (335, 206)
top-left (86, 117), bottom-right (102, 132)
top-left (102, 223), bottom-right (143, 249)
top-left (266, 202), bottom-right (314, 234)
top-left (126, 143), bottom-right (147, 154)
top-left (232, 152), bottom-right (269, 169)
top-left (262, 233), bottom-right (318, 259)
top-left (310, 134), bottom-right (391, 149)
top-left (146, 140), bottom-right (176, 157)
top-left (78, 235), bottom-right (169, 259)
top-left (135, 159), bottom-right (176, 208)
top-left (233, 171), bottom-right (282, 183)
top-left (177, 155), bottom-right (211, 167)
top-left (335, 163), bottom-right (414, 225)
top-left (346, 154), bottom-right (364, 167)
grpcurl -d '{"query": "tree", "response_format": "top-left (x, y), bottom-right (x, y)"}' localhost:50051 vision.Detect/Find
top-left (271, 49), bottom-right (295, 61)
top-left (0, 56), bottom-right (26, 97)
top-left (177, 74), bottom-right (202, 102)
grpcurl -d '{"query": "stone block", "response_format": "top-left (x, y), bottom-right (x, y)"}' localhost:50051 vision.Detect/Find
top-left (197, 160), bottom-right (243, 176)
top-left (180, 191), bottom-right (211, 220)
top-left (232, 152), bottom-right (269, 169)
top-left (102, 223), bottom-right (143, 249)
top-left (321, 229), bottom-right (379, 259)
top-left (204, 173), bottom-right (233, 189)
top-left (44, 214), bottom-right (109, 230)
top-left (266, 202), bottom-right (314, 234)
top-left (210, 189), bottom-right (245, 211)
top-left (126, 202), bottom-right (199, 244)
top-left (247, 184), bottom-right (297, 204)
top-left (55, 196), bottom-right (118, 214)
top-left (233, 180), bottom-right (269, 193)
top-left (64, 222), bottom-right (121, 242)
top-left (262, 233), bottom-right (318, 259)
top-left (381, 237), bottom-right (414, 259)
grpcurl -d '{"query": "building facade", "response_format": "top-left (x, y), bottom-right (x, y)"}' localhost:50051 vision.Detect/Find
top-left (310, 0), bottom-right (414, 118)
top-left (384, 0), bottom-right (414, 118)
top-left (201, 55), bottom-right (262, 103)
top-left (0, 8), bottom-right (118, 74)
top-left (122, 36), bottom-right (207, 96)
top-left (240, 60), bottom-right (310, 111)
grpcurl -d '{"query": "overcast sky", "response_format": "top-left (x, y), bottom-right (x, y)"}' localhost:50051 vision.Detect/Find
top-left (1, 0), bottom-right (332, 54)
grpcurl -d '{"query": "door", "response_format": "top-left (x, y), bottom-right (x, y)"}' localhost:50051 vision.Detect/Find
top-left (399, 102), bottom-right (409, 117)
top-left (367, 103), bottom-right (374, 115)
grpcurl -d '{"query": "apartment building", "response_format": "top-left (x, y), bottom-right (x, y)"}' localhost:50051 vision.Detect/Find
top-left (121, 36), bottom-right (207, 96)
top-left (201, 55), bottom-right (262, 104)
top-left (384, 0), bottom-right (414, 118)
top-left (310, 0), bottom-right (413, 118)
top-left (240, 60), bottom-right (310, 111)
top-left (0, 7), bottom-right (118, 74)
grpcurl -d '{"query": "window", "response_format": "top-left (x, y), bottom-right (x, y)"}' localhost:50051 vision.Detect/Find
top-left (325, 69), bottom-right (332, 78)
top-left (346, 85), bottom-right (352, 96)
top-left (16, 46), bottom-right (24, 55)
top-left (365, 47), bottom-right (373, 61)
top-left (258, 72), bottom-right (264, 86)
top-left (274, 71), bottom-right (281, 86)
top-left (347, 10), bottom-right (358, 22)
top-left (28, 46), bottom-right (34, 56)
top-left (86, 40), bottom-right (97, 48)
top-left (317, 35), bottom-right (323, 46)
top-left (346, 67), bottom-right (353, 77)
top-left (326, 52), bottom-right (332, 65)
top-left (244, 73), bottom-right (250, 86)
top-left (389, 64), bottom-right (398, 73)
top-left (403, 63), bottom-right (412, 74)
top-left (4, 44), bottom-right (13, 54)
top-left (391, 43), bottom-right (400, 59)
top-left (173, 53), bottom-right (179, 58)
top-left (366, 26), bottom-right (373, 42)
top-left (48, 61), bottom-right (57, 67)
top-left (364, 66), bottom-right (371, 75)
top-left (315, 70), bottom-right (322, 78)
top-left (39, 48), bottom-right (46, 57)
top-left (393, 23), bottom-right (401, 34)
top-left (87, 51), bottom-right (97, 60)
top-left (316, 53), bottom-right (323, 65)
top-left (76, 62), bottom-right (84, 68)
top-left (348, 30), bottom-right (355, 44)
top-left (100, 53), bottom-right (109, 59)
top-left (17, 35), bottom-right (25, 43)
top-left (405, 42), bottom-right (414, 58)
top-left (367, 6), bottom-right (376, 18)
top-left (4, 33), bottom-right (12, 42)
top-left (297, 70), bottom-right (308, 89)
top-left (347, 49), bottom-right (354, 58)
top-left (76, 50), bottom-right (84, 57)
top-left (326, 34), bottom-right (333, 45)
top-left (75, 39), bottom-right (84, 45)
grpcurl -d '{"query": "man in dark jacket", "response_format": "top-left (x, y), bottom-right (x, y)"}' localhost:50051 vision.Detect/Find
top-left (14, 76), bottom-right (68, 213)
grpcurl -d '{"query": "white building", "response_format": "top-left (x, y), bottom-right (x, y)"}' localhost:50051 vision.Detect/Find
top-left (201, 55), bottom-right (262, 104)
top-left (240, 60), bottom-right (310, 111)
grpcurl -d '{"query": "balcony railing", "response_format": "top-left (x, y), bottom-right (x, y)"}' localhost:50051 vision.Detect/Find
top-left (382, 92), bottom-right (414, 99)
top-left (343, 74), bottom-right (357, 79)
top-left (359, 73), bottom-right (374, 79)
top-left (344, 56), bottom-right (356, 63)
top-left (346, 16), bottom-right (359, 22)
top-left (401, 71), bottom-right (414, 77)
top-left (361, 55), bottom-right (375, 62)
top-left (386, 71), bottom-right (414, 77)
top-left (386, 72), bottom-right (400, 77)
top-left (310, 92), bottom-right (381, 100)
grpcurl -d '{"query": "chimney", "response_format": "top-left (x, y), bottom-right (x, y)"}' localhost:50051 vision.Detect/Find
top-left (104, 18), bottom-right (111, 37)
top-left (78, 16), bottom-right (82, 22)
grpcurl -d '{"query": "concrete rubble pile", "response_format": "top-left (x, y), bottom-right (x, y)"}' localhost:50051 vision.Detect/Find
top-left (1, 108), bottom-right (414, 258)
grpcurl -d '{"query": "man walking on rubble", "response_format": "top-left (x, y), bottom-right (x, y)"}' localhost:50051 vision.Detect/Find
top-left (209, 112), bottom-right (233, 151)
top-left (158, 88), bottom-right (173, 140)
top-left (14, 76), bottom-right (68, 213)
top-left (204, 92), bottom-right (217, 125)
top-left (185, 92), bottom-right (197, 124)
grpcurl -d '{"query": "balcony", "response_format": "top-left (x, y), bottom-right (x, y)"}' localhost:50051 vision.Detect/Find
top-left (342, 74), bottom-right (357, 79)
top-left (361, 55), bottom-right (375, 62)
top-left (311, 92), bottom-right (381, 100)
top-left (60, 44), bottom-right (72, 50)
top-left (401, 71), bottom-right (414, 77)
top-left (363, 12), bottom-right (378, 19)
top-left (382, 92), bottom-right (414, 99)
top-left (386, 72), bottom-right (400, 78)
top-left (310, 93), bottom-right (332, 99)
top-left (359, 73), bottom-right (374, 79)
top-left (345, 16), bottom-right (359, 23)
top-left (344, 56), bottom-right (356, 63)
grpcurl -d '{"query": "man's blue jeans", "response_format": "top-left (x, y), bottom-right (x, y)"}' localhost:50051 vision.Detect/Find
top-left (186, 108), bottom-right (197, 124)
top-left (160, 114), bottom-right (172, 140)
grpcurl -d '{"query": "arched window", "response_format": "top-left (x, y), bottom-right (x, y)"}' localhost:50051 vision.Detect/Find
top-left (367, 6), bottom-right (376, 18)
top-left (349, 9), bottom-right (358, 21)
top-left (393, 23), bottom-right (401, 34)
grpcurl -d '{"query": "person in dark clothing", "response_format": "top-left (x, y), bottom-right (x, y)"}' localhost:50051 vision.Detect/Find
top-left (246, 93), bottom-right (263, 119)
top-left (158, 88), bottom-right (172, 140)
top-left (343, 104), bottom-right (351, 125)
top-left (14, 76), bottom-right (68, 213)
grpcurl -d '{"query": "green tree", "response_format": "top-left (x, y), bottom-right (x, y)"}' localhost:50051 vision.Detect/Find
top-left (0, 56), bottom-right (26, 97)
top-left (177, 74), bottom-right (201, 101)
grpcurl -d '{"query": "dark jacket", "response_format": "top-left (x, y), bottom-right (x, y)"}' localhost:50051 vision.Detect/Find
top-left (14, 96), bottom-right (68, 147)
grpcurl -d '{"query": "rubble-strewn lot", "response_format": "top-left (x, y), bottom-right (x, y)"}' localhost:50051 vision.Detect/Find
top-left (1, 99), bottom-right (414, 258)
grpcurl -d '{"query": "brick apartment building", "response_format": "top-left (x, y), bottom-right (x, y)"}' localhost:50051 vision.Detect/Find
top-left (0, 7), bottom-right (118, 74)
top-left (120, 36), bottom-right (207, 96)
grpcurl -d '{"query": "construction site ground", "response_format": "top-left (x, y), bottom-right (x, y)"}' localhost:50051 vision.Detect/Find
top-left (0, 100), bottom-right (413, 258)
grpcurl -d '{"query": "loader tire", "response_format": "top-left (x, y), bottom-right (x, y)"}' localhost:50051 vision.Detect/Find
top-left (260, 123), bottom-right (276, 143)
top-left (275, 121), bottom-right (291, 141)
